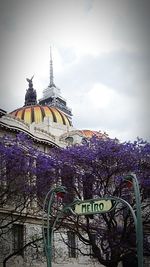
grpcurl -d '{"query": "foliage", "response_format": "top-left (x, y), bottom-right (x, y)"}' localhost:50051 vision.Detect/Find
top-left (51, 136), bottom-right (150, 267)
top-left (0, 133), bottom-right (150, 267)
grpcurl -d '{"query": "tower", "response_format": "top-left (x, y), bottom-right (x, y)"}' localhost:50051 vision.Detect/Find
top-left (39, 48), bottom-right (72, 119)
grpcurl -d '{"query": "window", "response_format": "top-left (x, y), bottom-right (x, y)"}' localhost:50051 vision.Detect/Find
top-left (61, 174), bottom-right (74, 204)
top-left (83, 177), bottom-right (93, 219)
top-left (143, 187), bottom-right (150, 199)
top-left (65, 137), bottom-right (73, 145)
top-left (67, 231), bottom-right (76, 258)
top-left (12, 224), bottom-right (24, 256)
top-left (43, 227), bottom-right (47, 256)
top-left (82, 137), bottom-right (88, 144)
top-left (90, 232), bottom-right (97, 258)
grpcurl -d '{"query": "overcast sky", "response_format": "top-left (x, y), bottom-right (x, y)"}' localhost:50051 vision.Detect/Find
top-left (0, 0), bottom-right (150, 142)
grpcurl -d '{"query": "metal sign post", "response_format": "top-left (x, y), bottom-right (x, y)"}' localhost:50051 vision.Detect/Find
top-left (43, 173), bottom-right (143, 267)
top-left (42, 186), bottom-right (67, 267)
top-left (124, 174), bottom-right (143, 267)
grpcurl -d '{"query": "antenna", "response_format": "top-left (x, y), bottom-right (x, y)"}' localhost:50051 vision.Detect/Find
top-left (49, 46), bottom-right (55, 87)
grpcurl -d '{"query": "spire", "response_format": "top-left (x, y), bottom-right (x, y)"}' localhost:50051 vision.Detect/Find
top-left (38, 48), bottom-right (72, 118)
top-left (49, 46), bottom-right (55, 87)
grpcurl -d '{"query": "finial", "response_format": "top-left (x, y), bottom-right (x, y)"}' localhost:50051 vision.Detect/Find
top-left (49, 46), bottom-right (55, 87)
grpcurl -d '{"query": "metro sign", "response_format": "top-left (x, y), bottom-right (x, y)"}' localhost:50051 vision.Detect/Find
top-left (74, 198), bottom-right (116, 215)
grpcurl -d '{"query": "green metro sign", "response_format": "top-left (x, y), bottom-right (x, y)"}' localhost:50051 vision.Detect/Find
top-left (74, 198), bottom-right (116, 215)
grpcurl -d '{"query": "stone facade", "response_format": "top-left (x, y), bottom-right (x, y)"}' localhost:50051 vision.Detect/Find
top-left (0, 217), bottom-right (109, 267)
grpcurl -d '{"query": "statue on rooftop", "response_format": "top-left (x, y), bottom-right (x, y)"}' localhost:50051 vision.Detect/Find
top-left (26, 75), bottom-right (34, 88)
top-left (25, 75), bottom-right (37, 106)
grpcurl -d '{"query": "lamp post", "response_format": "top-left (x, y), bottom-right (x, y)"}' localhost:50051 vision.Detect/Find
top-left (42, 186), bottom-right (67, 267)
top-left (124, 173), bottom-right (143, 267)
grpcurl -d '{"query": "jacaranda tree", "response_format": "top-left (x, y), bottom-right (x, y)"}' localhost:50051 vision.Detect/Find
top-left (50, 136), bottom-right (150, 267)
top-left (0, 133), bottom-right (150, 267)
top-left (0, 133), bottom-right (56, 266)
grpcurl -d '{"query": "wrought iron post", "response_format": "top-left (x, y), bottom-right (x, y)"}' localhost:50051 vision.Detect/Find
top-left (125, 173), bottom-right (143, 267)
top-left (42, 186), bottom-right (67, 267)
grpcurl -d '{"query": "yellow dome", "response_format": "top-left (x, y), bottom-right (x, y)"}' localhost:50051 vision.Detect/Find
top-left (10, 105), bottom-right (72, 127)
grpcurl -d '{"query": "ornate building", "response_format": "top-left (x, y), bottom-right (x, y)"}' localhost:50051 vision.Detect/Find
top-left (0, 51), bottom-right (108, 267)
top-left (0, 50), bottom-right (107, 149)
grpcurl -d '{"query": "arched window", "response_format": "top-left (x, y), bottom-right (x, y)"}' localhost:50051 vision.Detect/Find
top-left (65, 137), bottom-right (74, 145)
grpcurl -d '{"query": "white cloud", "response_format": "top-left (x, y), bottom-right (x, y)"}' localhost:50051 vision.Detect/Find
top-left (87, 83), bottom-right (115, 109)
top-left (71, 82), bottom-right (140, 140)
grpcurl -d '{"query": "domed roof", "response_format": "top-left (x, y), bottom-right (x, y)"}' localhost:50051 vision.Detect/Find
top-left (10, 105), bottom-right (72, 127)
top-left (79, 130), bottom-right (108, 138)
